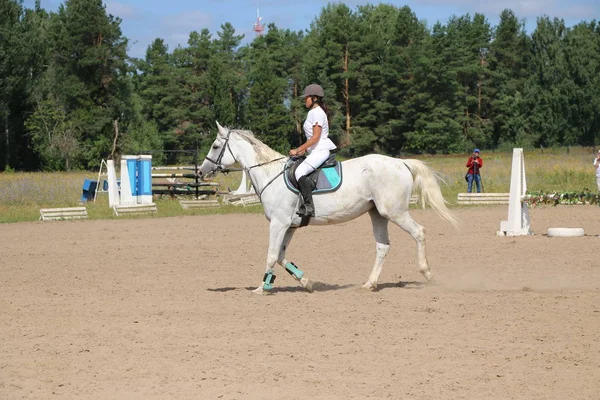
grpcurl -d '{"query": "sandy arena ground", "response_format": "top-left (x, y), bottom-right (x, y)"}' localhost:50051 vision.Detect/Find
top-left (1, 205), bottom-right (599, 399)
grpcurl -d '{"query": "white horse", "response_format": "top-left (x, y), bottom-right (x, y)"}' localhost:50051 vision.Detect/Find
top-left (199, 122), bottom-right (458, 294)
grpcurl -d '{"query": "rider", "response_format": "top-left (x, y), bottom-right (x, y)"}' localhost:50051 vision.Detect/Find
top-left (289, 84), bottom-right (337, 217)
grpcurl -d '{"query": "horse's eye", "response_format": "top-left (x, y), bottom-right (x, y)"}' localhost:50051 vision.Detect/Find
top-left (212, 145), bottom-right (219, 150)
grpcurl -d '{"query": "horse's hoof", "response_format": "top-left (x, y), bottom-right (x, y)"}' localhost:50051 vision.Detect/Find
top-left (252, 286), bottom-right (267, 295)
top-left (361, 283), bottom-right (377, 292)
top-left (423, 271), bottom-right (435, 283)
top-left (301, 278), bottom-right (314, 293)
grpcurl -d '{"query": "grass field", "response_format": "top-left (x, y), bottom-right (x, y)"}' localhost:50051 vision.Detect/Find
top-left (417, 146), bottom-right (596, 203)
top-left (0, 147), bottom-right (597, 223)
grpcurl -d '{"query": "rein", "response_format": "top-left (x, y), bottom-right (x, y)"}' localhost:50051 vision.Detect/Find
top-left (204, 130), bottom-right (289, 202)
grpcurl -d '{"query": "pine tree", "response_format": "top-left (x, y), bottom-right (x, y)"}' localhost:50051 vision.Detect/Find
top-left (206, 23), bottom-right (245, 127)
top-left (488, 9), bottom-right (531, 147)
top-left (563, 21), bottom-right (600, 146)
top-left (524, 17), bottom-right (573, 147)
top-left (136, 39), bottom-right (180, 152)
top-left (406, 22), bottom-right (463, 153)
top-left (27, 0), bottom-right (130, 169)
top-left (0, 0), bottom-right (25, 170)
top-left (172, 29), bottom-right (216, 152)
top-left (244, 24), bottom-right (298, 152)
top-left (352, 4), bottom-right (427, 155)
top-left (303, 3), bottom-right (357, 150)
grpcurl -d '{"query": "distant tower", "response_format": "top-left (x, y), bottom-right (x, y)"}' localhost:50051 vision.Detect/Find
top-left (252, 0), bottom-right (264, 36)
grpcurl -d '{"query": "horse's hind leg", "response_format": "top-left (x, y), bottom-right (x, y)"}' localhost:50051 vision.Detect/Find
top-left (362, 209), bottom-right (391, 291)
top-left (276, 228), bottom-right (313, 293)
top-left (390, 211), bottom-right (433, 282)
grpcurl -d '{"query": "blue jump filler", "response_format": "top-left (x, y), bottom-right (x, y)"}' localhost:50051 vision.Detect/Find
top-left (80, 179), bottom-right (98, 203)
top-left (136, 155), bottom-right (152, 204)
top-left (126, 157), bottom-right (138, 198)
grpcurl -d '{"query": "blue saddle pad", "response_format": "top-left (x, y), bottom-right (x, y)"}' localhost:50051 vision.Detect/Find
top-left (284, 161), bottom-right (343, 194)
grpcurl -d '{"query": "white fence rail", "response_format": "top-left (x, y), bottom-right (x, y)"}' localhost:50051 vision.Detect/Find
top-left (113, 203), bottom-right (157, 216)
top-left (40, 207), bottom-right (88, 221)
top-left (457, 193), bottom-right (509, 205)
top-left (179, 199), bottom-right (220, 209)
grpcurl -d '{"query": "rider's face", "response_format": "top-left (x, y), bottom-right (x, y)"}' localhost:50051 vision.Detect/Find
top-left (304, 96), bottom-right (313, 108)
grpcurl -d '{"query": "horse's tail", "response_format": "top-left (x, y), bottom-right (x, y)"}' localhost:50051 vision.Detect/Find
top-left (403, 159), bottom-right (458, 229)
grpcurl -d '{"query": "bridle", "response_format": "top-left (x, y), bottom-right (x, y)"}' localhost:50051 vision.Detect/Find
top-left (204, 130), bottom-right (236, 174)
top-left (203, 130), bottom-right (289, 201)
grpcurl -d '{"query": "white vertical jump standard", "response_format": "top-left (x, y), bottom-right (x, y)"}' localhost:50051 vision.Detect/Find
top-left (106, 160), bottom-right (120, 207)
top-left (231, 170), bottom-right (251, 195)
top-left (223, 170), bottom-right (260, 206)
top-left (497, 148), bottom-right (532, 236)
top-left (119, 156), bottom-right (137, 206)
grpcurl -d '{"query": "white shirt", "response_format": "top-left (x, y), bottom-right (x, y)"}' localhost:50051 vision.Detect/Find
top-left (594, 156), bottom-right (600, 177)
top-left (303, 106), bottom-right (336, 152)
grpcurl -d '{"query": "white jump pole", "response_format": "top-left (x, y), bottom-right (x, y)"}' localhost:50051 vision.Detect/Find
top-left (107, 160), bottom-right (120, 207)
top-left (120, 156), bottom-right (137, 206)
top-left (497, 148), bottom-right (531, 236)
top-left (232, 170), bottom-right (250, 194)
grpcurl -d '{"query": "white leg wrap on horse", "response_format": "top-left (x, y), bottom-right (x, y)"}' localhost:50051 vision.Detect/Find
top-left (363, 243), bottom-right (391, 290)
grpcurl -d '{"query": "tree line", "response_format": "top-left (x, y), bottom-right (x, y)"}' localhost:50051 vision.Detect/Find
top-left (1, 0), bottom-right (599, 171)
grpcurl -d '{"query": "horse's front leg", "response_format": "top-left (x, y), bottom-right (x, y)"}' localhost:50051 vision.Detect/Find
top-left (276, 228), bottom-right (313, 293)
top-left (252, 221), bottom-right (290, 295)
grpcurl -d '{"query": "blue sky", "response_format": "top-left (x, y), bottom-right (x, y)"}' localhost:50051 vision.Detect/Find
top-left (24, 0), bottom-right (599, 58)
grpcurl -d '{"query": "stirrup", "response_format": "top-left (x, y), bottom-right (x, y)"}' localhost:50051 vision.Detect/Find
top-left (296, 204), bottom-right (315, 217)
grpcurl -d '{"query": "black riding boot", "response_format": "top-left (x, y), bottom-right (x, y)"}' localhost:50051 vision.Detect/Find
top-left (297, 176), bottom-right (315, 217)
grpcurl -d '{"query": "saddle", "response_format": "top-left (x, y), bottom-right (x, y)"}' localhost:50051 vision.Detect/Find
top-left (284, 153), bottom-right (343, 194)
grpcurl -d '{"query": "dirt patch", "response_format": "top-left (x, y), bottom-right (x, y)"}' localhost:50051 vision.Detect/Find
top-left (1, 206), bottom-right (599, 399)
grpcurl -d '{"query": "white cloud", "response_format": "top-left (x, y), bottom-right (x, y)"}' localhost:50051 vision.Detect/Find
top-left (155, 11), bottom-right (214, 51)
top-left (105, 1), bottom-right (140, 19)
top-left (557, 4), bottom-right (599, 20)
top-left (296, 0), bottom-right (598, 21)
top-left (162, 10), bottom-right (213, 31)
top-left (167, 33), bottom-right (192, 47)
top-left (414, 0), bottom-right (598, 20)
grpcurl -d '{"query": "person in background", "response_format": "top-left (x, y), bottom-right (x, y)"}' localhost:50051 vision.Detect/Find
top-left (594, 150), bottom-right (600, 192)
top-left (466, 148), bottom-right (483, 193)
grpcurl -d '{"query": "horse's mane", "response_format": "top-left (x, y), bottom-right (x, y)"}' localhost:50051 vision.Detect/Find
top-left (231, 129), bottom-right (285, 165)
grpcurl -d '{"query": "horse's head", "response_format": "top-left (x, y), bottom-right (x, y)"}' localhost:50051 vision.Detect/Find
top-left (198, 122), bottom-right (238, 179)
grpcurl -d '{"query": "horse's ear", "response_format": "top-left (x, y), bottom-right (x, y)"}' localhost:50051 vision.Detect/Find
top-left (216, 121), bottom-right (227, 137)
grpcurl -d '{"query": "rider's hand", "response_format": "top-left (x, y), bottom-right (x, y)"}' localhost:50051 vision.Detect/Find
top-left (289, 149), bottom-right (298, 156)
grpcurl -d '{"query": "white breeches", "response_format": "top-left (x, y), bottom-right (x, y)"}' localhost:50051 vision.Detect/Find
top-left (295, 149), bottom-right (331, 181)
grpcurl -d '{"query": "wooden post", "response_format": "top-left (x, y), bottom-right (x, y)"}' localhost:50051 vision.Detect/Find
top-left (111, 119), bottom-right (119, 160)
